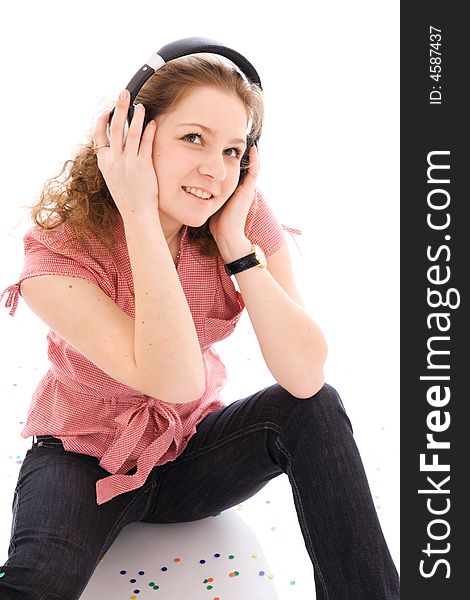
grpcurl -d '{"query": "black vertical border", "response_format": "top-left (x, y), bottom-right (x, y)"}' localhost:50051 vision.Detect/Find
top-left (401, 3), bottom-right (467, 598)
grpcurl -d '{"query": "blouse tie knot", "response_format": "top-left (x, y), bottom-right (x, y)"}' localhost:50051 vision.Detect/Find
top-left (0, 284), bottom-right (20, 316)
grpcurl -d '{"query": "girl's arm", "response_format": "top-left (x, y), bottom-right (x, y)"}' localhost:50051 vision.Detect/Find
top-left (218, 235), bottom-right (328, 399)
top-left (20, 213), bottom-right (206, 404)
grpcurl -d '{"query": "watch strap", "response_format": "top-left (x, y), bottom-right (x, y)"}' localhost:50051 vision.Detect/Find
top-left (224, 250), bottom-right (259, 276)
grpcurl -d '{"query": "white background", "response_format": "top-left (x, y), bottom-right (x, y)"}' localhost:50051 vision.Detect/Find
top-left (0, 0), bottom-right (399, 595)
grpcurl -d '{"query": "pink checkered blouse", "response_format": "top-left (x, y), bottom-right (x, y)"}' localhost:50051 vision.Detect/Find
top-left (1, 189), bottom-right (301, 505)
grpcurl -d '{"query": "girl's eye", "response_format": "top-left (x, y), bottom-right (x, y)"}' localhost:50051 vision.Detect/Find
top-left (224, 147), bottom-right (243, 159)
top-left (184, 132), bottom-right (203, 144)
top-left (183, 133), bottom-right (243, 159)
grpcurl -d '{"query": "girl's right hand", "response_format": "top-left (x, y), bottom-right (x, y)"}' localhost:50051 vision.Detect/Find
top-left (92, 89), bottom-right (159, 220)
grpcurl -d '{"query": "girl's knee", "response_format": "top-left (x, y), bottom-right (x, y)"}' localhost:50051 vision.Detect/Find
top-left (283, 382), bottom-right (353, 435)
top-left (251, 382), bottom-right (352, 436)
top-left (281, 382), bottom-right (345, 412)
top-left (310, 382), bottom-right (353, 432)
top-left (313, 382), bottom-right (345, 407)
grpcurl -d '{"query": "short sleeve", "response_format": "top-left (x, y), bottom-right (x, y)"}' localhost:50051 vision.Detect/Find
top-left (244, 188), bottom-right (302, 256)
top-left (1, 223), bottom-right (116, 317)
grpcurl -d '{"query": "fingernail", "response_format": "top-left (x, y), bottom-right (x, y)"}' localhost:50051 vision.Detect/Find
top-left (119, 90), bottom-right (128, 100)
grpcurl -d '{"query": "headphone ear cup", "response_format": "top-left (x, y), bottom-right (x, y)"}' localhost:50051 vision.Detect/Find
top-left (106, 106), bottom-right (131, 143)
top-left (106, 104), bottom-right (150, 144)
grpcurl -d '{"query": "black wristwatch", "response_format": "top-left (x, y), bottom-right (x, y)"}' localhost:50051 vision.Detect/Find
top-left (224, 243), bottom-right (267, 276)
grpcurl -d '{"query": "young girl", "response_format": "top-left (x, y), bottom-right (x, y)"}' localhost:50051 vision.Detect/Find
top-left (0, 49), bottom-right (399, 598)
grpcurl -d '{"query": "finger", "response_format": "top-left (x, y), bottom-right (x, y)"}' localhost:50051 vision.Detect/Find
top-left (239, 146), bottom-right (259, 190)
top-left (108, 89), bottom-right (131, 152)
top-left (124, 102), bottom-right (148, 155)
top-left (248, 145), bottom-right (260, 177)
top-left (91, 109), bottom-right (112, 148)
top-left (137, 117), bottom-right (157, 157)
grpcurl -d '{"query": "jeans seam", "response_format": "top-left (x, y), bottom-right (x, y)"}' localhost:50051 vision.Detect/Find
top-left (8, 488), bottom-right (20, 556)
top-left (69, 486), bottom-right (152, 600)
top-left (95, 484), bottom-right (151, 564)
top-left (275, 436), bottom-right (330, 600)
top-left (169, 421), bottom-right (283, 465)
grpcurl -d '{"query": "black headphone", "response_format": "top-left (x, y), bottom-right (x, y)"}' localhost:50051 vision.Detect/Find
top-left (109, 37), bottom-right (262, 185)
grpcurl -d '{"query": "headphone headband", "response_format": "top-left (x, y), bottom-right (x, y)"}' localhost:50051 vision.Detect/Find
top-left (124, 36), bottom-right (262, 108)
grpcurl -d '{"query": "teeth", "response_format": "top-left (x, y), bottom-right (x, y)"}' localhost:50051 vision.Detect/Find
top-left (184, 186), bottom-right (212, 199)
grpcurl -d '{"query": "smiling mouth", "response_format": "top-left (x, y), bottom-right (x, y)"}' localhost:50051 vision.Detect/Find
top-left (182, 187), bottom-right (214, 200)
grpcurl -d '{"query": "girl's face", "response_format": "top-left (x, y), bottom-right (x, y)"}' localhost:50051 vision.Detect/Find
top-left (152, 86), bottom-right (249, 236)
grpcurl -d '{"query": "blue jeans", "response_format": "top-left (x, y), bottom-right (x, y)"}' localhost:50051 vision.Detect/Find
top-left (0, 383), bottom-right (399, 599)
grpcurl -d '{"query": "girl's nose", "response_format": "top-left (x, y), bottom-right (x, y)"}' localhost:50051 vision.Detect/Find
top-left (197, 151), bottom-right (226, 180)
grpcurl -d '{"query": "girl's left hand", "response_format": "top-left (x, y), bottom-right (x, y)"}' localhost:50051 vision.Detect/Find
top-left (208, 145), bottom-right (260, 245)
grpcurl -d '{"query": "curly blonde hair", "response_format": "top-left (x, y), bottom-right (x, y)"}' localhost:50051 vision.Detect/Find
top-left (27, 54), bottom-right (264, 256)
